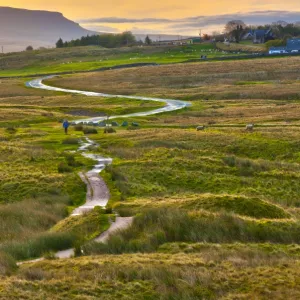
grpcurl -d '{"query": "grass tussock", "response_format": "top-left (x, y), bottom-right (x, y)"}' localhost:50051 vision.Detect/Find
top-left (52, 207), bottom-right (112, 241)
top-left (83, 208), bottom-right (300, 255)
top-left (0, 232), bottom-right (75, 261)
top-left (0, 195), bottom-right (69, 243)
top-left (114, 194), bottom-right (289, 219)
top-left (0, 252), bottom-right (17, 276)
top-left (2, 249), bottom-right (300, 299)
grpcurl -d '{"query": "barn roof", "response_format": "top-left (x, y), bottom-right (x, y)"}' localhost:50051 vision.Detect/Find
top-left (254, 29), bottom-right (273, 38)
top-left (287, 39), bottom-right (300, 50)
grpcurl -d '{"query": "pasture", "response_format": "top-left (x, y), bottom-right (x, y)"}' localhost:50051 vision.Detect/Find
top-left (0, 51), bottom-right (300, 298)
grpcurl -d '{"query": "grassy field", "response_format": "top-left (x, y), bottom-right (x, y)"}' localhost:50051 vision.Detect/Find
top-left (0, 78), bottom-right (164, 126)
top-left (1, 49), bottom-right (300, 298)
top-left (0, 43), bottom-right (242, 77)
top-left (48, 56), bottom-right (300, 126)
top-left (216, 42), bottom-right (267, 53)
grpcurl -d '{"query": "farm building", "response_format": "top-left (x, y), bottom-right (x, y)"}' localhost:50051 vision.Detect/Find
top-left (253, 29), bottom-right (274, 44)
top-left (287, 39), bottom-right (300, 52)
top-left (269, 46), bottom-right (288, 54)
top-left (269, 39), bottom-right (300, 54)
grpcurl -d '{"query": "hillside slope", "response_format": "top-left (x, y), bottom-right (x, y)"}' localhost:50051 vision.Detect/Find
top-left (0, 7), bottom-right (97, 52)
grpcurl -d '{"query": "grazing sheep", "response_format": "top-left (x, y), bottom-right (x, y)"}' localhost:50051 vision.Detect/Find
top-left (197, 126), bottom-right (205, 131)
top-left (246, 124), bottom-right (254, 131)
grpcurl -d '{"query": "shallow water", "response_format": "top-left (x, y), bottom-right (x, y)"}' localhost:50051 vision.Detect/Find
top-left (26, 76), bottom-right (190, 123)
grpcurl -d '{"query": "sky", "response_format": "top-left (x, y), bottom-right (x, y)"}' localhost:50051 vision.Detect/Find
top-left (2, 1), bottom-right (300, 35)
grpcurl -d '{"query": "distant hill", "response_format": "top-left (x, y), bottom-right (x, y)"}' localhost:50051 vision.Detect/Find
top-left (0, 7), bottom-right (192, 53)
top-left (0, 7), bottom-right (98, 52)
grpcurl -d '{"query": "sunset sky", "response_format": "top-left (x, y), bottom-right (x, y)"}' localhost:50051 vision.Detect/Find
top-left (2, 1), bottom-right (300, 34)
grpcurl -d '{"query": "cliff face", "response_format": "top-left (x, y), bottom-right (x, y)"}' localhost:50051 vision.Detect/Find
top-left (0, 7), bottom-right (97, 52)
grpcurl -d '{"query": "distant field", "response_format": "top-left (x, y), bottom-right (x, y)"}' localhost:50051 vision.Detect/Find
top-left (0, 78), bottom-right (164, 125)
top-left (48, 56), bottom-right (300, 125)
top-left (0, 44), bottom-right (242, 77)
top-left (216, 41), bottom-right (267, 53)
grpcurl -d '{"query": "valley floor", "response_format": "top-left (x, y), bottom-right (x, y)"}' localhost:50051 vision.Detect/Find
top-left (1, 53), bottom-right (300, 299)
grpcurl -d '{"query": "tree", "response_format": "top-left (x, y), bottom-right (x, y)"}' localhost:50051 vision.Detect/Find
top-left (56, 38), bottom-right (64, 48)
top-left (26, 45), bottom-right (33, 51)
top-left (202, 33), bottom-right (211, 41)
top-left (224, 20), bottom-right (246, 42)
top-left (120, 31), bottom-right (136, 46)
top-left (145, 35), bottom-right (152, 45)
top-left (224, 20), bottom-right (246, 34)
top-left (233, 25), bottom-right (245, 43)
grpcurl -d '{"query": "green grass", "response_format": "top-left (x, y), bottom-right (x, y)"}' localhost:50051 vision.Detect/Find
top-left (0, 44), bottom-right (241, 77)
top-left (52, 207), bottom-right (112, 242)
top-left (114, 194), bottom-right (289, 219)
top-left (2, 52), bottom-right (300, 298)
top-left (0, 232), bottom-right (76, 261)
top-left (2, 250), bottom-right (300, 299)
top-left (91, 128), bottom-right (300, 208)
top-left (82, 208), bottom-right (299, 255)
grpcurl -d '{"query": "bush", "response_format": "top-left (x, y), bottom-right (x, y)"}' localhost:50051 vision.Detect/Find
top-left (83, 127), bottom-right (98, 134)
top-left (265, 39), bottom-right (285, 50)
top-left (26, 45), bottom-right (34, 51)
top-left (105, 207), bottom-right (113, 214)
top-left (58, 162), bottom-right (72, 173)
top-left (62, 138), bottom-right (79, 145)
top-left (0, 252), bottom-right (17, 276)
top-left (74, 124), bottom-right (83, 131)
top-left (5, 127), bottom-right (17, 134)
top-left (104, 127), bottom-right (116, 134)
top-left (127, 126), bottom-right (140, 131)
top-left (65, 154), bottom-right (76, 167)
top-left (22, 268), bottom-right (46, 281)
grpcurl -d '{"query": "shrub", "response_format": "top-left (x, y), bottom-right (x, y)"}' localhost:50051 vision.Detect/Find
top-left (58, 162), bottom-right (72, 173)
top-left (26, 45), bottom-right (34, 51)
top-left (265, 39), bottom-right (285, 50)
top-left (0, 252), bottom-right (17, 276)
top-left (105, 206), bottom-right (113, 214)
top-left (43, 251), bottom-right (56, 260)
top-left (62, 138), bottom-right (79, 145)
top-left (5, 127), bottom-right (17, 134)
top-left (22, 268), bottom-right (46, 281)
top-left (74, 245), bottom-right (82, 257)
top-left (83, 127), bottom-right (98, 134)
top-left (104, 127), bottom-right (116, 134)
top-left (74, 124), bottom-right (83, 131)
top-left (127, 126), bottom-right (140, 131)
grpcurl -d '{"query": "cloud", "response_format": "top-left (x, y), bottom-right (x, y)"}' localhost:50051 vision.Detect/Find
top-left (80, 10), bottom-right (300, 35)
top-left (79, 17), bottom-right (172, 24)
top-left (84, 24), bottom-right (120, 32)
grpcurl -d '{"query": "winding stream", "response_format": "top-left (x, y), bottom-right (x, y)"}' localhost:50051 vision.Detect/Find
top-left (26, 76), bottom-right (190, 123)
top-left (26, 76), bottom-right (189, 211)
top-left (22, 75), bottom-right (190, 259)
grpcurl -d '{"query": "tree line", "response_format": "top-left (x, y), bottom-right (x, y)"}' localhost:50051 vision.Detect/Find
top-left (202, 20), bottom-right (300, 43)
top-left (56, 32), bottom-right (152, 48)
